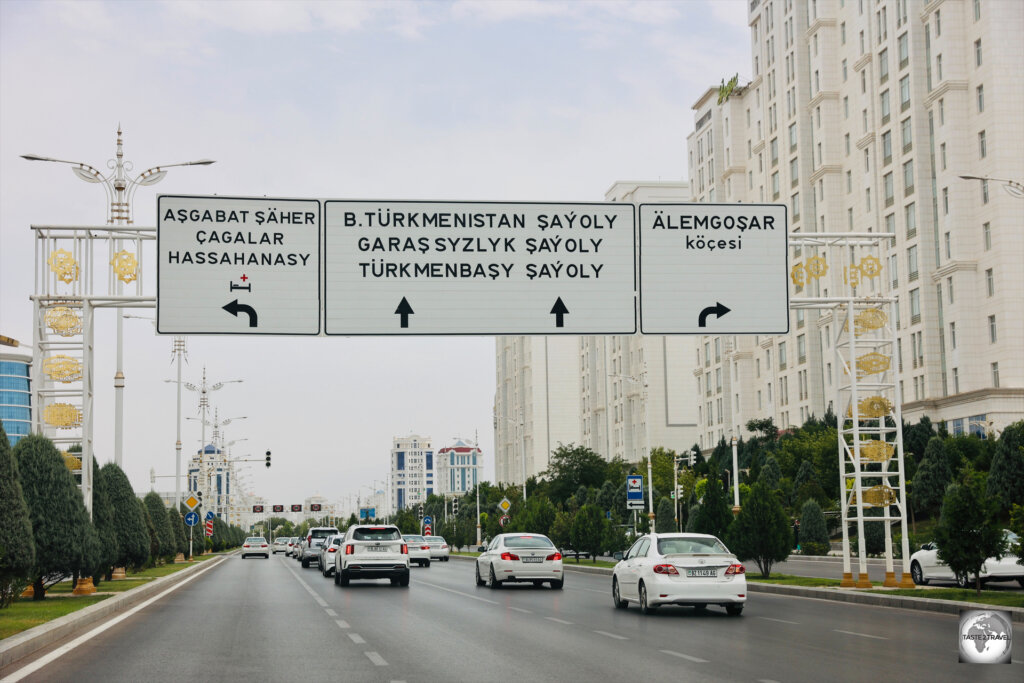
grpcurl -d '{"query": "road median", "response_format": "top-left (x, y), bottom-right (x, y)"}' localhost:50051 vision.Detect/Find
top-left (0, 554), bottom-right (230, 671)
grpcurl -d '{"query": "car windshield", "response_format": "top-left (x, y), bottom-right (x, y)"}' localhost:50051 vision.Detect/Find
top-left (246, 537), bottom-right (266, 544)
top-left (353, 527), bottom-right (401, 541)
top-left (427, 538), bottom-right (444, 544)
top-left (405, 536), bottom-right (424, 542)
top-left (310, 529), bottom-right (337, 539)
top-left (657, 537), bottom-right (729, 555)
top-left (504, 536), bottom-right (554, 548)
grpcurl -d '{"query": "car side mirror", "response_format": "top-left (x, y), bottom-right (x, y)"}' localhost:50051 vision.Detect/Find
top-left (613, 551), bottom-right (623, 561)
top-left (477, 546), bottom-right (486, 553)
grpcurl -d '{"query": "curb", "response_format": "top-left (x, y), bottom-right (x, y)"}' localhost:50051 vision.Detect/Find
top-left (0, 554), bottom-right (230, 671)
top-left (450, 554), bottom-right (1024, 622)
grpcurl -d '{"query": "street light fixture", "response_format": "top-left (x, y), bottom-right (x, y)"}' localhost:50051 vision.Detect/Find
top-left (956, 175), bottom-right (1024, 199)
top-left (22, 129), bottom-right (214, 470)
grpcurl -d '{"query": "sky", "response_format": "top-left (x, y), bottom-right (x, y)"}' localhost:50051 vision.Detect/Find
top-left (0, 0), bottom-right (749, 511)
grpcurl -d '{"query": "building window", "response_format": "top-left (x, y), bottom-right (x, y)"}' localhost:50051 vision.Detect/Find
top-left (944, 231), bottom-right (951, 259)
top-left (790, 158), bottom-right (798, 187)
top-left (935, 9), bottom-right (941, 35)
top-left (789, 123), bottom-right (797, 151)
top-left (978, 130), bottom-right (987, 158)
top-left (950, 322), bottom-right (957, 349)
top-left (982, 179), bottom-right (989, 204)
top-left (772, 172), bottom-right (780, 199)
top-left (903, 160), bottom-right (914, 195)
top-left (942, 187), bottom-right (949, 214)
top-left (885, 213), bottom-right (896, 234)
top-left (940, 142), bottom-right (946, 170)
top-left (992, 362), bottom-right (1000, 387)
top-left (936, 54), bottom-right (942, 81)
top-left (899, 75), bottom-right (910, 111)
top-left (791, 192), bottom-right (800, 219)
top-left (845, 133), bottom-right (850, 155)
top-left (988, 315), bottom-right (997, 342)
top-left (977, 85), bottom-right (984, 112)
top-left (884, 172), bottom-right (894, 206)
top-left (947, 275), bottom-right (954, 303)
top-left (880, 90), bottom-right (891, 123)
top-left (983, 222), bottom-right (991, 250)
top-left (974, 0), bottom-right (981, 21)
top-left (975, 39), bottom-right (982, 66)
top-left (901, 117), bottom-right (912, 152)
top-left (986, 268), bottom-right (994, 296)
top-left (907, 245), bottom-right (918, 281)
top-left (910, 288), bottom-right (920, 324)
top-left (904, 202), bottom-right (916, 236)
top-left (898, 32), bottom-right (909, 69)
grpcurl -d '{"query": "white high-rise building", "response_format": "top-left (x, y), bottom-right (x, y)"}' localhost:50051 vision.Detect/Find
top-left (390, 434), bottom-right (434, 511)
top-left (436, 439), bottom-right (483, 495)
top-left (686, 0), bottom-right (1023, 449)
top-left (494, 182), bottom-right (700, 476)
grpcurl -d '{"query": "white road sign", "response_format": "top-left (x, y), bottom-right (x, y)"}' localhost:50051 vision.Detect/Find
top-left (157, 196), bottom-right (321, 334)
top-left (638, 203), bottom-right (788, 334)
top-left (323, 201), bottom-right (636, 335)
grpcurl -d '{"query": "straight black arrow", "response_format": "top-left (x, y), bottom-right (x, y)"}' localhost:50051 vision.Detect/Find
top-left (395, 297), bottom-right (414, 328)
top-left (698, 302), bottom-right (730, 328)
top-left (222, 299), bottom-right (258, 327)
top-left (550, 297), bottom-right (569, 328)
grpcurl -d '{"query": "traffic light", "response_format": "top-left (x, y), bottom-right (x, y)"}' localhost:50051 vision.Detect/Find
top-left (265, 450), bottom-right (271, 468)
top-left (453, 497), bottom-right (459, 515)
top-left (197, 490), bottom-right (203, 504)
top-left (418, 504), bottom-right (424, 520)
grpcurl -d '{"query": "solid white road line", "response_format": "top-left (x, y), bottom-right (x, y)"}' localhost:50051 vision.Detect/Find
top-left (365, 652), bottom-right (388, 666)
top-left (593, 630), bottom-right (628, 640)
top-left (1, 557), bottom-right (227, 683)
top-left (348, 633), bottom-right (366, 644)
top-left (660, 650), bottom-right (709, 663)
top-left (833, 629), bottom-right (887, 640)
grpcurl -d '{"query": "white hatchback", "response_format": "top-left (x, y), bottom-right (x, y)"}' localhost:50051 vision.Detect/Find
top-left (475, 533), bottom-right (563, 589)
top-left (611, 532), bottom-right (746, 615)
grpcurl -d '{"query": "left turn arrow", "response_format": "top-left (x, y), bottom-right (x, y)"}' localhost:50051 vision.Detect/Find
top-left (222, 299), bottom-right (258, 327)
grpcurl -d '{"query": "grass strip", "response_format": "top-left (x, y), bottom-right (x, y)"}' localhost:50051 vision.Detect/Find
top-left (857, 588), bottom-right (1024, 609)
top-left (747, 573), bottom-right (844, 587)
top-left (0, 595), bottom-right (111, 640)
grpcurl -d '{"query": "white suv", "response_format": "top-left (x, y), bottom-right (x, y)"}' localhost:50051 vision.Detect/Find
top-left (335, 524), bottom-right (410, 587)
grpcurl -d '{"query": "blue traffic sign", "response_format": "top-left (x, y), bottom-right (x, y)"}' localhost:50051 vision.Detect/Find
top-left (184, 511), bottom-right (199, 527)
top-left (422, 515), bottom-right (433, 525)
top-left (204, 510), bottom-right (215, 521)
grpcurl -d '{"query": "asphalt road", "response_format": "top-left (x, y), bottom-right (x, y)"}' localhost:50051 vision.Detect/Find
top-left (5, 555), bottom-right (1022, 682)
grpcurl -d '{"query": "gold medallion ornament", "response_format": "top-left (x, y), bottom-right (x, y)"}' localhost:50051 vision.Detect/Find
top-left (43, 355), bottom-right (82, 383)
top-left (43, 402), bottom-right (83, 428)
top-left (63, 451), bottom-right (82, 471)
top-left (856, 352), bottom-right (891, 378)
top-left (790, 263), bottom-right (806, 287)
top-left (44, 306), bottom-right (83, 337)
top-left (843, 265), bottom-right (861, 287)
top-left (110, 250), bottom-right (139, 284)
top-left (860, 440), bottom-right (896, 462)
top-left (805, 255), bottom-right (828, 278)
top-left (857, 255), bottom-right (882, 278)
top-left (47, 248), bottom-right (80, 284)
top-left (857, 395), bottom-right (893, 418)
top-left (851, 484), bottom-right (898, 507)
top-left (842, 307), bottom-right (888, 336)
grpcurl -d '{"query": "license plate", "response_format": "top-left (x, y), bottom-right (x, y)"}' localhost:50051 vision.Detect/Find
top-left (522, 556), bottom-right (543, 563)
top-left (686, 568), bottom-right (717, 577)
top-left (368, 546), bottom-right (387, 552)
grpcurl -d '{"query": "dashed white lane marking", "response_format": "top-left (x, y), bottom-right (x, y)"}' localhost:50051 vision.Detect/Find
top-left (325, 608), bottom-right (337, 617)
top-left (0, 556), bottom-right (228, 683)
top-left (335, 619), bottom-right (350, 629)
top-left (545, 617), bottom-right (574, 625)
top-left (757, 616), bottom-right (799, 625)
top-left (365, 652), bottom-right (388, 666)
top-left (414, 579), bottom-right (499, 605)
top-left (661, 650), bottom-right (709, 663)
top-left (834, 629), bottom-right (886, 640)
top-left (508, 606), bottom-right (532, 613)
top-left (287, 565), bottom-right (329, 607)
top-left (348, 633), bottom-right (366, 644)
top-left (594, 630), bottom-right (628, 640)
top-left (758, 679), bottom-right (782, 683)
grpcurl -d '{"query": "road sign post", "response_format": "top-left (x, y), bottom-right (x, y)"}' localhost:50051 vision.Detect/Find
top-left (638, 203), bottom-right (788, 333)
top-left (626, 475), bottom-right (645, 511)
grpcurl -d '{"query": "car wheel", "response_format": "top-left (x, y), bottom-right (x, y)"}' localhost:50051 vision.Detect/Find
top-left (488, 566), bottom-right (501, 589)
top-left (910, 561), bottom-right (928, 586)
top-left (399, 573), bottom-right (410, 587)
top-left (424, 559), bottom-right (431, 568)
top-left (444, 557), bottom-right (449, 562)
top-left (551, 579), bottom-right (563, 590)
top-left (390, 578), bottom-right (398, 586)
top-left (475, 564), bottom-right (485, 586)
top-left (612, 578), bottom-right (627, 609)
top-left (726, 604), bottom-right (744, 616)
top-left (338, 569), bottom-right (350, 587)
top-left (533, 580), bottom-right (544, 587)
top-left (639, 582), bottom-right (656, 615)
top-left (334, 569), bottom-right (340, 585)
top-left (301, 559), bottom-right (309, 568)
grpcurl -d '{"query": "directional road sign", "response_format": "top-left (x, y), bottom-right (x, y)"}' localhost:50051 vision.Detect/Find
top-left (498, 498), bottom-right (512, 513)
top-left (323, 201), bottom-right (636, 335)
top-left (184, 511), bottom-right (199, 527)
top-left (422, 515), bottom-right (433, 526)
top-left (184, 494), bottom-right (200, 511)
top-left (424, 525), bottom-right (432, 536)
top-left (204, 510), bottom-right (215, 522)
top-left (499, 515), bottom-right (510, 527)
top-left (626, 475), bottom-right (645, 510)
top-left (638, 203), bottom-right (789, 334)
top-left (157, 195), bottom-right (321, 335)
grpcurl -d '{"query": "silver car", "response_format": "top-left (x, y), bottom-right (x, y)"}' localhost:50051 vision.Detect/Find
top-left (319, 534), bottom-right (344, 577)
top-left (425, 536), bottom-right (450, 561)
top-left (241, 536), bottom-right (270, 559)
top-left (402, 534), bottom-right (432, 567)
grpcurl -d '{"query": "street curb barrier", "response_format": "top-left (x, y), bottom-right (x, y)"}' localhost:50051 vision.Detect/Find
top-left (0, 554), bottom-right (231, 671)
top-left (451, 554), bottom-right (1024, 622)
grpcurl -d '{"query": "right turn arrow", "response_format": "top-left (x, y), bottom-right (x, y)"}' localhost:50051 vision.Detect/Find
top-left (698, 302), bottom-right (730, 328)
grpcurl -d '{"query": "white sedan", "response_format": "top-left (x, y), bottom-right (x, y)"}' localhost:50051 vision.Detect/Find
top-left (425, 536), bottom-right (450, 561)
top-left (475, 533), bottom-right (563, 589)
top-left (241, 536), bottom-right (270, 559)
top-left (611, 532), bottom-right (746, 615)
top-left (402, 535), bottom-right (433, 567)
top-left (909, 530), bottom-right (1023, 588)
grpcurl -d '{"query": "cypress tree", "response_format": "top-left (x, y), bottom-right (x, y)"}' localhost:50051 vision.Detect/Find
top-left (143, 492), bottom-right (175, 561)
top-left (691, 471), bottom-right (734, 540)
top-left (987, 421), bottom-right (1024, 512)
top-left (14, 434), bottom-right (91, 599)
top-left (168, 507), bottom-right (188, 558)
top-left (0, 425), bottom-right (35, 607)
top-left (99, 463), bottom-right (149, 571)
top-left (935, 472), bottom-right (1005, 594)
top-left (90, 460), bottom-right (117, 586)
top-left (727, 481), bottom-right (792, 577)
top-left (655, 497), bottom-right (676, 533)
top-left (759, 456), bottom-right (782, 490)
top-left (570, 504), bottom-right (604, 563)
top-left (139, 498), bottom-right (158, 565)
top-left (911, 439), bottom-right (952, 515)
top-left (798, 499), bottom-right (830, 555)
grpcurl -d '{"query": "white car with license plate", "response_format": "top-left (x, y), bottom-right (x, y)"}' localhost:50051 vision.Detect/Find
top-left (335, 525), bottom-right (410, 587)
top-left (611, 532), bottom-right (746, 615)
top-left (241, 536), bottom-right (270, 559)
top-left (425, 536), bottom-right (450, 561)
top-left (475, 533), bottom-right (563, 589)
top-left (909, 530), bottom-right (1023, 588)
top-left (402, 534), bottom-right (432, 567)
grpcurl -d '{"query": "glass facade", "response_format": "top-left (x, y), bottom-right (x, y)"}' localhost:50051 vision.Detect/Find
top-left (0, 357), bottom-right (31, 446)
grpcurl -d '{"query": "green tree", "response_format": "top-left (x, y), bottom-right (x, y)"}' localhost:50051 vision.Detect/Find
top-left (168, 507), bottom-right (188, 558)
top-left (143, 492), bottom-right (175, 562)
top-left (935, 471), bottom-right (1006, 594)
top-left (596, 481), bottom-right (617, 515)
top-left (0, 425), bottom-right (35, 607)
top-left (987, 421), bottom-right (1024, 512)
top-left (798, 499), bottom-right (830, 555)
top-left (89, 461), bottom-right (117, 587)
top-left (902, 417), bottom-right (936, 466)
top-left (520, 496), bottom-right (556, 537)
top-left (690, 471), bottom-right (734, 540)
top-left (14, 434), bottom-right (91, 599)
top-left (100, 463), bottom-right (149, 571)
top-left (793, 460), bottom-right (817, 491)
top-left (570, 504), bottom-right (604, 563)
top-left (759, 456), bottom-right (782, 490)
top-left (542, 444), bottom-right (607, 505)
top-left (140, 498), bottom-right (158, 563)
top-left (727, 481), bottom-right (792, 577)
top-left (548, 509), bottom-right (572, 551)
top-left (911, 439), bottom-right (952, 514)
top-left (863, 506), bottom-right (887, 556)
top-left (655, 497), bottom-right (675, 533)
